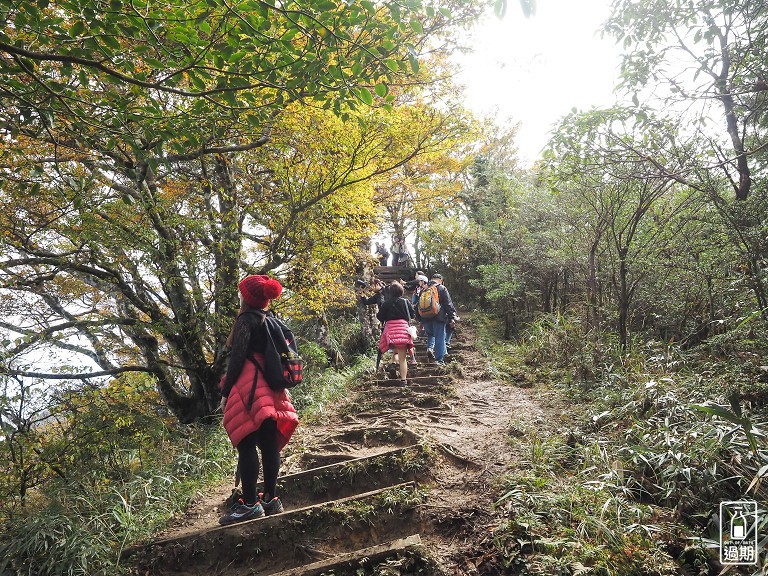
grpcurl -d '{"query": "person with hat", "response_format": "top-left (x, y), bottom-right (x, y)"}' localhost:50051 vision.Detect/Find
top-left (402, 270), bottom-right (427, 292)
top-left (418, 273), bottom-right (457, 364)
top-left (218, 274), bottom-right (299, 525)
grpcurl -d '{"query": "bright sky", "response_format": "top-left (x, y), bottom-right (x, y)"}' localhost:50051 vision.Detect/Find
top-left (455, 0), bottom-right (624, 167)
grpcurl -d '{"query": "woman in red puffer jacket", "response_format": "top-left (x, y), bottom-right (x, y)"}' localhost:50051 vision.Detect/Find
top-left (218, 275), bottom-right (299, 525)
top-left (377, 281), bottom-right (416, 386)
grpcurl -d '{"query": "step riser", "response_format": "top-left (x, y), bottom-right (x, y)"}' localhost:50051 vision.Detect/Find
top-left (270, 535), bottom-right (422, 576)
top-left (271, 446), bottom-right (427, 507)
top-left (136, 484), bottom-right (422, 575)
top-left (373, 378), bottom-right (443, 387)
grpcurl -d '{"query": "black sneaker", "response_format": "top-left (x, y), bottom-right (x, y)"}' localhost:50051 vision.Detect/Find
top-left (260, 495), bottom-right (284, 516)
top-left (427, 348), bottom-right (435, 362)
top-left (218, 498), bottom-right (264, 525)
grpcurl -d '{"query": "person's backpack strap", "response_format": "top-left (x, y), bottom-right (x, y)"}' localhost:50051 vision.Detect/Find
top-left (247, 356), bottom-right (264, 411)
top-left (401, 297), bottom-right (412, 323)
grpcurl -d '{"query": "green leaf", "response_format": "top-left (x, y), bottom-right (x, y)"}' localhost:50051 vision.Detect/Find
top-left (409, 19), bottom-right (423, 34)
top-left (189, 73), bottom-right (206, 90)
top-left (70, 20), bottom-right (85, 36)
top-left (374, 82), bottom-right (387, 97)
top-left (101, 34), bottom-right (121, 49)
top-left (223, 90), bottom-right (238, 107)
top-left (143, 57), bottom-right (164, 69)
top-left (358, 86), bottom-right (373, 106)
top-left (408, 54), bottom-right (419, 73)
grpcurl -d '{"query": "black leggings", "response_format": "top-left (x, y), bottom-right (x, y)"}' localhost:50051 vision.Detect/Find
top-left (237, 419), bottom-right (280, 504)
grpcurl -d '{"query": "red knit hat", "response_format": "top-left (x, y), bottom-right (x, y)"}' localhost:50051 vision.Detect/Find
top-left (238, 275), bottom-right (283, 309)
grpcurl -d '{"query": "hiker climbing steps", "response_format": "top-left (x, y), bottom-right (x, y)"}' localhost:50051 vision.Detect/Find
top-left (129, 329), bottom-right (479, 575)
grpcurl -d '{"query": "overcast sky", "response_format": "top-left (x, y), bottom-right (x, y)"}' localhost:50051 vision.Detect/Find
top-left (454, 0), bottom-right (625, 166)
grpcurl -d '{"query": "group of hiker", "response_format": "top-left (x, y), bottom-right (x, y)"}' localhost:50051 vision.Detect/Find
top-left (214, 238), bottom-right (458, 526)
top-left (374, 235), bottom-right (410, 267)
top-left (358, 270), bottom-right (459, 386)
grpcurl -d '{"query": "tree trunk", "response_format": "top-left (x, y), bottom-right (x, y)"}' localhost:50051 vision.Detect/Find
top-left (560, 267), bottom-right (568, 312)
top-left (543, 278), bottom-right (552, 313)
top-left (618, 248), bottom-right (629, 352)
top-left (356, 237), bottom-right (378, 348)
top-left (588, 241), bottom-right (601, 361)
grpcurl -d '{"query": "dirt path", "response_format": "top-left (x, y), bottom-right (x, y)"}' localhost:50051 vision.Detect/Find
top-left (134, 318), bottom-right (566, 575)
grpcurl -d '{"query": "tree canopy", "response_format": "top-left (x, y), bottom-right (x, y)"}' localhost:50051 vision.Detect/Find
top-left (0, 0), bottom-right (493, 423)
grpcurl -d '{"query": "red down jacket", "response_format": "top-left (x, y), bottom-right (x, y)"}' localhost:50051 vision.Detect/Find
top-left (221, 353), bottom-right (299, 450)
top-left (378, 319), bottom-right (414, 353)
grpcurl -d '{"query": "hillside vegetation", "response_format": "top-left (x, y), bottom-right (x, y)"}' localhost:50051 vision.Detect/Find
top-left (2, 0), bottom-right (768, 574)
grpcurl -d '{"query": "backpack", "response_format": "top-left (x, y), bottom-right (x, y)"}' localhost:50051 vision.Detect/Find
top-left (247, 316), bottom-right (303, 405)
top-left (417, 285), bottom-right (441, 319)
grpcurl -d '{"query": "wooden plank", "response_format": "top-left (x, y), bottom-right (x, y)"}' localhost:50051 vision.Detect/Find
top-left (373, 375), bottom-right (441, 386)
top-left (141, 481), bottom-right (417, 549)
top-left (269, 534), bottom-right (422, 576)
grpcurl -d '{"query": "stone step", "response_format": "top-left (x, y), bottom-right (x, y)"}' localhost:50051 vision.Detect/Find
top-left (269, 534), bottom-right (422, 576)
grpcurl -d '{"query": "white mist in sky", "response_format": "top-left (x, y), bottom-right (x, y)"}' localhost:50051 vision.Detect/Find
top-left (455, 0), bottom-right (624, 166)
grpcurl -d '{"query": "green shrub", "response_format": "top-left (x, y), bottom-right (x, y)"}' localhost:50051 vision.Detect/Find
top-left (0, 513), bottom-right (112, 576)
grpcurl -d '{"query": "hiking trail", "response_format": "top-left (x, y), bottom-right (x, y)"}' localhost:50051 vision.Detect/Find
top-left (128, 317), bottom-right (566, 575)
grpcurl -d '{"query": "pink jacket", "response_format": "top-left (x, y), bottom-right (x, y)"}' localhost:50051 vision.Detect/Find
top-left (379, 319), bottom-right (414, 353)
top-left (221, 353), bottom-right (299, 449)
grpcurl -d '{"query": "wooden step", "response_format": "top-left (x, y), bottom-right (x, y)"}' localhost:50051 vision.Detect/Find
top-left (270, 445), bottom-right (426, 507)
top-left (270, 534), bottom-right (422, 576)
top-left (373, 375), bottom-right (442, 387)
top-left (373, 265), bottom-right (415, 278)
top-left (129, 483), bottom-right (421, 575)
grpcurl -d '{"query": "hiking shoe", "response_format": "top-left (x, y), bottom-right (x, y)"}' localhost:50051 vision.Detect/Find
top-left (218, 499), bottom-right (264, 525)
top-left (260, 496), bottom-right (284, 515)
top-left (426, 348), bottom-right (435, 362)
top-left (400, 379), bottom-right (408, 387)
